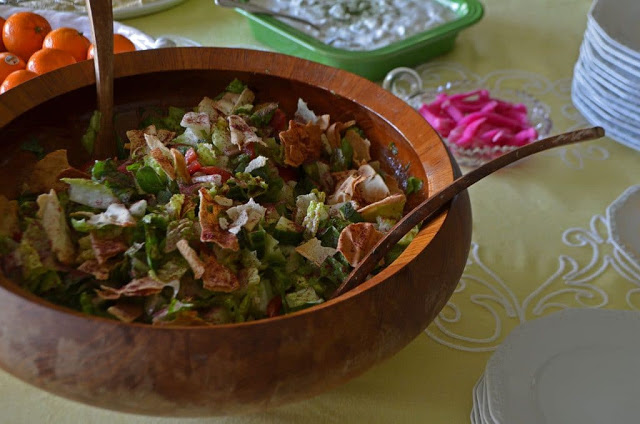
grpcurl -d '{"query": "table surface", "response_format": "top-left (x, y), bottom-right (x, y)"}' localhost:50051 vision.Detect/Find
top-left (3, 0), bottom-right (640, 422)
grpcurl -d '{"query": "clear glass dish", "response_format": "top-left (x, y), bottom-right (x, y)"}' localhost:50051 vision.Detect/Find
top-left (383, 67), bottom-right (553, 168)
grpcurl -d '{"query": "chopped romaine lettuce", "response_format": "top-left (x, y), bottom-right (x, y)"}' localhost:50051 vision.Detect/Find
top-left (330, 137), bottom-right (354, 172)
top-left (21, 137), bottom-right (45, 159)
top-left (61, 178), bottom-right (119, 209)
top-left (81, 110), bottom-right (100, 154)
top-left (285, 286), bottom-right (323, 311)
top-left (225, 78), bottom-right (247, 94)
top-left (406, 176), bottom-right (424, 194)
top-left (250, 103), bottom-right (278, 127)
top-left (301, 200), bottom-right (329, 238)
top-left (135, 165), bottom-right (165, 194)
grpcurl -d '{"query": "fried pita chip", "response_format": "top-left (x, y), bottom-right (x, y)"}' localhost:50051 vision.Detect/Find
top-left (198, 188), bottom-right (239, 251)
top-left (316, 115), bottom-right (330, 131)
top-left (125, 130), bottom-right (146, 155)
top-left (36, 189), bottom-right (75, 265)
top-left (294, 98), bottom-right (330, 131)
top-left (279, 120), bottom-right (324, 167)
top-left (107, 302), bottom-right (144, 323)
top-left (0, 195), bottom-right (19, 239)
top-left (171, 148), bottom-right (191, 184)
top-left (226, 198), bottom-right (266, 234)
top-left (201, 254), bottom-right (241, 293)
top-left (150, 148), bottom-right (176, 181)
top-left (235, 87), bottom-right (256, 109)
top-left (295, 238), bottom-right (337, 267)
top-left (325, 120), bottom-right (356, 148)
top-left (357, 164), bottom-right (391, 203)
top-left (384, 173), bottom-right (404, 195)
top-left (125, 125), bottom-right (159, 157)
top-left (73, 203), bottom-right (137, 229)
top-left (90, 232), bottom-right (128, 265)
top-left (78, 259), bottom-right (113, 280)
top-left (56, 167), bottom-right (91, 180)
top-left (337, 223), bottom-right (384, 267)
top-left (156, 310), bottom-right (211, 326)
top-left (358, 193), bottom-right (406, 222)
top-left (327, 170), bottom-right (365, 205)
top-left (228, 115), bottom-right (264, 148)
top-left (26, 150), bottom-right (70, 194)
top-left (198, 96), bottom-right (220, 121)
top-left (214, 92), bottom-right (240, 116)
top-left (213, 195), bottom-right (233, 207)
top-left (156, 129), bottom-right (176, 145)
top-left (344, 129), bottom-right (371, 166)
top-left (176, 239), bottom-right (205, 279)
top-left (146, 134), bottom-right (173, 159)
top-left (96, 276), bottom-right (174, 300)
top-left (181, 112), bottom-right (211, 134)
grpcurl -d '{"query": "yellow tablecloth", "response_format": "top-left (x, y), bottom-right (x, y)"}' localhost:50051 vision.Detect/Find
top-left (3, 0), bottom-right (640, 422)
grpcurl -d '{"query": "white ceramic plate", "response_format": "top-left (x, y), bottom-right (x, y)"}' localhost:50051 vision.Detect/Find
top-left (573, 61), bottom-right (640, 122)
top-left (583, 27), bottom-right (640, 89)
top-left (572, 69), bottom-right (640, 136)
top-left (484, 309), bottom-right (640, 424)
top-left (584, 24), bottom-right (640, 80)
top-left (607, 185), bottom-right (640, 271)
top-left (112, 0), bottom-right (187, 20)
top-left (571, 85), bottom-right (640, 151)
top-left (586, 17), bottom-right (640, 68)
top-left (579, 42), bottom-right (640, 101)
top-left (471, 376), bottom-right (485, 423)
top-left (572, 85), bottom-right (640, 141)
top-left (590, 0), bottom-right (640, 58)
top-left (0, 0), bottom-right (187, 20)
top-left (0, 6), bottom-right (156, 50)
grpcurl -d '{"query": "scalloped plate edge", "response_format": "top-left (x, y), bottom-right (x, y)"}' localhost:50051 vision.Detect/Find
top-left (607, 184), bottom-right (640, 270)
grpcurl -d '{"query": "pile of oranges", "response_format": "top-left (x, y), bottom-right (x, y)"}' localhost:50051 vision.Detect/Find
top-left (0, 11), bottom-right (136, 94)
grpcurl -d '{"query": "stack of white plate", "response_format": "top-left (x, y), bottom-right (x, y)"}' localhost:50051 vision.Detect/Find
top-left (572, 0), bottom-right (640, 151)
top-left (471, 309), bottom-right (640, 423)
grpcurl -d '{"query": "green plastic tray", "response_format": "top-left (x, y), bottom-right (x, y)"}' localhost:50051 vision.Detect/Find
top-left (233, 0), bottom-right (484, 81)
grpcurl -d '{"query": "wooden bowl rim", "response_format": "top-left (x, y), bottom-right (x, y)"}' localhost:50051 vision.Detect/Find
top-left (0, 47), bottom-right (453, 330)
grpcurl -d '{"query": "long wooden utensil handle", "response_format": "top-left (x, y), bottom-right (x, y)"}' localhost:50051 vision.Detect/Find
top-left (332, 126), bottom-right (606, 298)
top-left (86, 0), bottom-right (117, 159)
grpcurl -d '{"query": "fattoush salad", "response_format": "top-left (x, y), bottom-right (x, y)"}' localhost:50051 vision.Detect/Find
top-left (0, 79), bottom-right (424, 325)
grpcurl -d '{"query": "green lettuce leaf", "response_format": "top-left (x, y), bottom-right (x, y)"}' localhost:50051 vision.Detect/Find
top-left (406, 177), bottom-right (423, 194)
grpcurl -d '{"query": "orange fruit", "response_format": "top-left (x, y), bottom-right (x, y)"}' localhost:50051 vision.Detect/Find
top-left (0, 69), bottom-right (37, 93)
top-left (87, 34), bottom-right (135, 59)
top-left (26, 48), bottom-right (76, 75)
top-left (0, 18), bottom-right (6, 52)
top-left (2, 12), bottom-right (52, 62)
top-left (0, 52), bottom-right (26, 82)
top-left (43, 27), bottom-right (91, 63)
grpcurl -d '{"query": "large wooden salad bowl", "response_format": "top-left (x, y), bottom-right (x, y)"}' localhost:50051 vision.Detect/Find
top-left (0, 48), bottom-right (471, 416)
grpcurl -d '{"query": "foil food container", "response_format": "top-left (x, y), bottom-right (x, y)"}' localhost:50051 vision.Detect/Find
top-left (231, 0), bottom-right (484, 80)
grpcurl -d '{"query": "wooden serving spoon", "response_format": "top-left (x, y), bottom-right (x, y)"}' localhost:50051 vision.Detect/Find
top-left (86, 0), bottom-right (117, 159)
top-left (331, 126), bottom-right (606, 299)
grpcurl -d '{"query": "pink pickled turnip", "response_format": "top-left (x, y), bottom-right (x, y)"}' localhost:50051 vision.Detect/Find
top-left (419, 104), bottom-right (455, 137)
top-left (420, 89), bottom-right (538, 150)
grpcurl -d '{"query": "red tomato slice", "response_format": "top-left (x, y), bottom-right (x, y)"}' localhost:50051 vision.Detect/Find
top-left (187, 160), bottom-right (202, 174)
top-left (277, 166), bottom-right (298, 182)
top-left (267, 296), bottom-right (282, 318)
top-left (243, 142), bottom-right (256, 160)
top-left (270, 108), bottom-right (288, 133)
top-left (200, 166), bottom-right (232, 182)
top-left (185, 148), bottom-right (198, 164)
